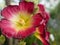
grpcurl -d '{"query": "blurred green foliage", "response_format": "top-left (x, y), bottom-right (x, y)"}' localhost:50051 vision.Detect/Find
top-left (0, 35), bottom-right (5, 44)
top-left (50, 2), bottom-right (60, 19)
top-left (25, 35), bottom-right (42, 45)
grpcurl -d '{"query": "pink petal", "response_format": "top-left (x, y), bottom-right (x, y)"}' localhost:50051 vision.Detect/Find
top-left (0, 21), bottom-right (1, 28)
top-left (38, 24), bottom-right (46, 35)
top-left (37, 26), bottom-right (50, 45)
top-left (14, 27), bottom-right (35, 39)
top-left (0, 21), bottom-right (1, 36)
top-left (39, 35), bottom-right (50, 45)
top-left (1, 19), bottom-right (36, 39)
top-left (1, 19), bottom-right (12, 28)
top-left (45, 32), bottom-right (50, 42)
top-left (38, 4), bottom-right (45, 12)
top-left (34, 29), bottom-right (50, 45)
top-left (1, 5), bottom-right (19, 19)
top-left (33, 13), bottom-right (43, 27)
top-left (38, 4), bottom-right (50, 23)
top-left (41, 12), bottom-right (50, 24)
top-left (19, 1), bottom-right (34, 13)
top-left (2, 27), bottom-right (16, 38)
top-left (44, 12), bottom-right (50, 23)
top-left (1, 19), bottom-right (16, 38)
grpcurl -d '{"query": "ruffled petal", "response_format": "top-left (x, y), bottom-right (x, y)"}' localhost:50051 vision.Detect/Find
top-left (33, 13), bottom-right (43, 27)
top-left (1, 19), bottom-right (35, 39)
top-left (0, 21), bottom-right (1, 28)
top-left (2, 27), bottom-right (16, 38)
top-left (0, 21), bottom-right (1, 36)
top-left (19, 1), bottom-right (34, 13)
top-left (45, 32), bottom-right (50, 42)
top-left (38, 4), bottom-right (45, 12)
top-left (41, 12), bottom-right (50, 24)
top-left (38, 4), bottom-right (50, 22)
top-left (1, 1), bottom-right (50, 42)
top-left (1, 19), bottom-right (12, 28)
top-left (44, 12), bottom-right (50, 23)
top-left (39, 35), bottom-right (50, 45)
top-left (1, 5), bottom-right (19, 19)
top-left (34, 29), bottom-right (50, 45)
top-left (0, 19), bottom-right (16, 38)
top-left (38, 24), bottom-right (46, 35)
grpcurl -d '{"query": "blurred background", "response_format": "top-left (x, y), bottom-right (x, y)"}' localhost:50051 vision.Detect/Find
top-left (0, 0), bottom-right (60, 45)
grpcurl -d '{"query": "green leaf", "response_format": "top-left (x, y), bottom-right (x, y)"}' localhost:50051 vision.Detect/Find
top-left (36, 39), bottom-right (43, 45)
top-left (26, 0), bottom-right (40, 5)
top-left (0, 35), bottom-right (5, 44)
top-left (33, 0), bottom-right (40, 5)
top-left (24, 35), bottom-right (42, 45)
top-left (19, 40), bottom-right (26, 45)
top-left (24, 35), bottom-right (36, 45)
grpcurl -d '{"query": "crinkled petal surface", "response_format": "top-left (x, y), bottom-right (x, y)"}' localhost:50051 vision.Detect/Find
top-left (34, 27), bottom-right (50, 45)
top-left (38, 4), bottom-right (50, 24)
top-left (0, 19), bottom-right (16, 38)
top-left (1, 5), bottom-right (19, 19)
top-left (2, 1), bottom-right (34, 19)
top-left (38, 4), bottom-right (45, 12)
top-left (45, 32), bottom-right (50, 42)
top-left (38, 25), bottom-right (46, 35)
top-left (1, 1), bottom-right (50, 45)
top-left (19, 1), bottom-right (34, 13)
top-left (1, 1), bottom-right (36, 39)
top-left (1, 19), bottom-right (35, 38)
top-left (2, 28), bottom-right (16, 38)
top-left (14, 27), bottom-right (35, 39)
top-left (33, 13), bottom-right (43, 27)
top-left (1, 19), bottom-right (12, 28)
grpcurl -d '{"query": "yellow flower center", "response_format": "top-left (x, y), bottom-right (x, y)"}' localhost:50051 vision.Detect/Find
top-left (10, 12), bottom-right (33, 32)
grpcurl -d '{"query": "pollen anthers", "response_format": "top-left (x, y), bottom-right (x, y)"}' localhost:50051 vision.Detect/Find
top-left (10, 12), bottom-right (33, 32)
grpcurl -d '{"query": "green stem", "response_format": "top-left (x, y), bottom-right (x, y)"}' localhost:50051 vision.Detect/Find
top-left (14, 39), bottom-right (19, 45)
top-left (19, 40), bottom-right (26, 45)
top-left (14, 39), bottom-right (26, 45)
top-left (5, 0), bottom-right (11, 5)
top-left (9, 38), bottom-right (13, 45)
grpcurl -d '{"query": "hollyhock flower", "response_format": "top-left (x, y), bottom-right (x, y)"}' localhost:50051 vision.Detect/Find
top-left (1, 1), bottom-right (37, 39)
top-left (38, 4), bottom-right (50, 23)
top-left (0, 0), bottom-right (50, 45)
top-left (1, 1), bottom-right (44, 39)
top-left (34, 4), bottom-right (50, 45)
